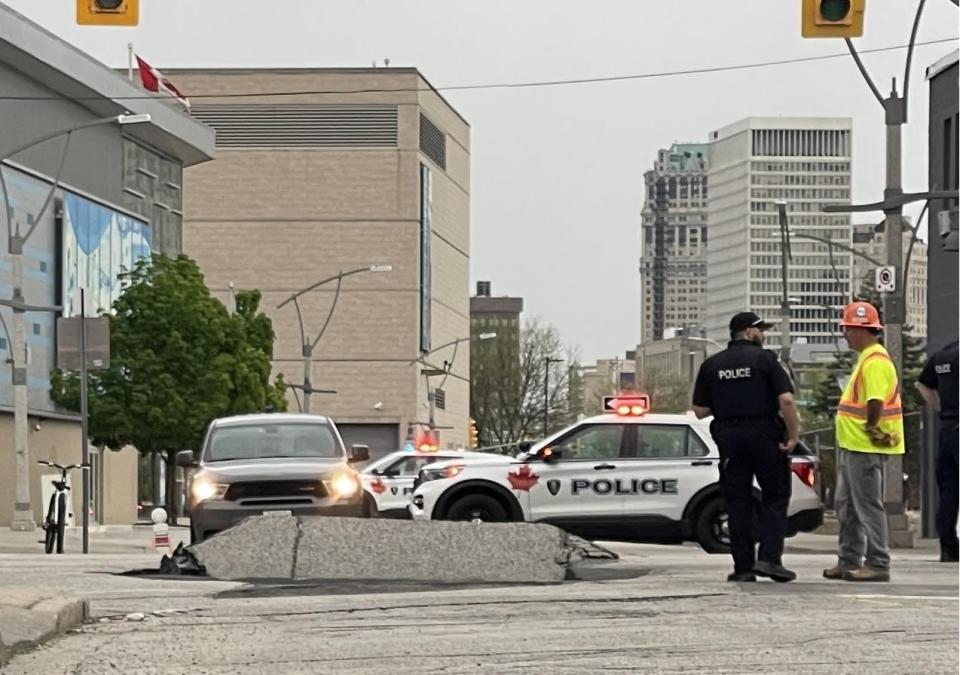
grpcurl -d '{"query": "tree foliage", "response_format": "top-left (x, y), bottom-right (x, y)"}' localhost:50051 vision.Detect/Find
top-left (50, 255), bottom-right (286, 512)
top-left (470, 318), bottom-right (580, 450)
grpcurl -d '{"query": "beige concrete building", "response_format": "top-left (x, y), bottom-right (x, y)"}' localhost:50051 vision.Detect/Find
top-left (851, 221), bottom-right (928, 339)
top-left (579, 356), bottom-right (637, 415)
top-left (173, 68), bottom-right (470, 452)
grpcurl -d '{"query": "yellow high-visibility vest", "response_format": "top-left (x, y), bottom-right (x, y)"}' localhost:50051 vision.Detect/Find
top-left (835, 344), bottom-right (905, 454)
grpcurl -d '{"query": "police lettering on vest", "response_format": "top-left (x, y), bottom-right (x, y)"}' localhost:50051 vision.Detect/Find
top-left (692, 339), bottom-right (793, 422)
top-left (920, 340), bottom-right (959, 421)
top-left (718, 367), bottom-right (752, 380)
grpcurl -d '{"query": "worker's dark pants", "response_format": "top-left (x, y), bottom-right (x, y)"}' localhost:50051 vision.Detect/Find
top-left (715, 423), bottom-right (792, 574)
top-left (937, 422), bottom-right (959, 559)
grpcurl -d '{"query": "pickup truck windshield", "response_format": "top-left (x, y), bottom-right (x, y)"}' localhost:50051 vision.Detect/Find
top-left (205, 423), bottom-right (341, 462)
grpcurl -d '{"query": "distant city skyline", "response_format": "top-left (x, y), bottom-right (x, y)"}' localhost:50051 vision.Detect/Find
top-left (5, 0), bottom-right (955, 360)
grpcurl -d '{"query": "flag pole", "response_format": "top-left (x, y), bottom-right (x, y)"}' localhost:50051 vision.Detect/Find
top-left (128, 43), bottom-right (134, 82)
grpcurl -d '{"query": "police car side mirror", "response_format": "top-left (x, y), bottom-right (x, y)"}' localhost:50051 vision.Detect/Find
top-left (517, 441), bottom-right (532, 453)
top-left (537, 447), bottom-right (561, 464)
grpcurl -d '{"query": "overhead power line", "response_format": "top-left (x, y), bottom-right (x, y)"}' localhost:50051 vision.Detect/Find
top-left (0, 36), bottom-right (955, 102)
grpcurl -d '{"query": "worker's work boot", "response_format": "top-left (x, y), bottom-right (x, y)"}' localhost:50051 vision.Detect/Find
top-left (842, 567), bottom-right (890, 582)
top-left (822, 563), bottom-right (851, 580)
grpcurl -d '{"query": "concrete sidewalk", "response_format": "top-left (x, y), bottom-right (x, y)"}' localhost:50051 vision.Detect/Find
top-left (0, 590), bottom-right (88, 668)
top-left (0, 524), bottom-right (191, 555)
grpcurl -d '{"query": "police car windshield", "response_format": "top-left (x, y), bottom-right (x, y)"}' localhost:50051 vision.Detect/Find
top-left (204, 423), bottom-right (341, 462)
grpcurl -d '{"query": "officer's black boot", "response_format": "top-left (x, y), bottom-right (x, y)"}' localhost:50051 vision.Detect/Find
top-left (753, 560), bottom-right (797, 583)
top-left (726, 571), bottom-right (757, 582)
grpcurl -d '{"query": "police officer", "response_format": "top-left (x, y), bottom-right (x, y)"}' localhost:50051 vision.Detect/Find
top-left (692, 312), bottom-right (800, 583)
top-left (917, 339), bottom-right (959, 563)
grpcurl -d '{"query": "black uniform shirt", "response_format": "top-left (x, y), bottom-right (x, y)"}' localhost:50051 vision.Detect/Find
top-left (692, 339), bottom-right (794, 422)
top-left (919, 339), bottom-right (959, 421)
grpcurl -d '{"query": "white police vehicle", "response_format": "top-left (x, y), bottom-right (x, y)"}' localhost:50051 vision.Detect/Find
top-left (409, 395), bottom-right (823, 553)
top-left (360, 448), bottom-right (495, 518)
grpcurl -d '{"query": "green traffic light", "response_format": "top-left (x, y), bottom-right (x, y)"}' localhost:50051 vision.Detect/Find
top-left (819, 0), bottom-right (851, 22)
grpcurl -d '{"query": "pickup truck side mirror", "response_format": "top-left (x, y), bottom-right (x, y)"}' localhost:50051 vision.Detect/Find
top-left (175, 450), bottom-right (197, 467)
top-left (349, 444), bottom-right (370, 463)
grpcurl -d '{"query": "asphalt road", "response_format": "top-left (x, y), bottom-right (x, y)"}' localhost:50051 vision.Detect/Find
top-left (2, 542), bottom-right (957, 674)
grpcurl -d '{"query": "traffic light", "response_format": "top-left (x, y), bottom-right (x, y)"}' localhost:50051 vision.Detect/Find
top-left (77, 0), bottom-right (139, 26)
top-left (801, 0), bottom-right (865, 38)
top-left (468, 418), bottom-right (479, 449)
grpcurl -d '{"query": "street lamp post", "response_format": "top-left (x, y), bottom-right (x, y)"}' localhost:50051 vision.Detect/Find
top-left (543, 356), bottom-right (563, 437)
top-left (276, 265), bottom-right (391, 413)
top-left (410, 332), bottom-right (496, 446)
top-left (1, 113), bottom-right (151, 532)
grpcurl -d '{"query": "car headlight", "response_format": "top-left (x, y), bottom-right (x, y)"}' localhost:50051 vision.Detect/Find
top-left (418, 464), bottom-right (465, 484)
top-left (191, 474), bottom-right (227, 503)
top-left (324, 470), bottom-right (360, 499)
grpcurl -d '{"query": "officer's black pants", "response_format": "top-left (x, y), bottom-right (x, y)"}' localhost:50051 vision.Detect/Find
top-left (937, 423), bottom-right (959, 557)
top-left (716, 424), bottom-right (792, 573)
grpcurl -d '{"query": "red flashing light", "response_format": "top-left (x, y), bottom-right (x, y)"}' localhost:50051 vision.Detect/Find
top-left (604, 394), bottom-right (651, 416)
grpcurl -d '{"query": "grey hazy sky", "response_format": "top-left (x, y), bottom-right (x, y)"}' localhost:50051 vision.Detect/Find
top-left (7, 0), bottom-right (957, 361)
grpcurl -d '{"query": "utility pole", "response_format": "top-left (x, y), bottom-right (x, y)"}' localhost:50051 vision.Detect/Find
top-left (543, 356), bottom-right (563, 437)
top-left (775, 201), bottom-right (795, 383)
top-left (820, 19), bottom-right (958, 544)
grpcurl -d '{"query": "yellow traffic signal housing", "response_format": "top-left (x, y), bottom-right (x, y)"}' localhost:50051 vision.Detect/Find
top-left (77, 0), bottom-right (139, 26)
top-left (802, 0), bottom-right (865, 38)
top-left (468, 418), bottom-right (479, 448)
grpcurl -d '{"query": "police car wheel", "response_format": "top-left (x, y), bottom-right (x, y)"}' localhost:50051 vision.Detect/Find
top-left (445, 494), bottom-right (508, 523)
top-left (695, 497), bottom-right (732, 554)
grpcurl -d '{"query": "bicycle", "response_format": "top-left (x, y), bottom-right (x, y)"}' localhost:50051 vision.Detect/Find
top-left (37, 460), bottom-right (88, 554)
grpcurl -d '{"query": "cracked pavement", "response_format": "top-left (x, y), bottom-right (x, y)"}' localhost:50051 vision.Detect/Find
top-left (1, 540), bottom-right (957, 674)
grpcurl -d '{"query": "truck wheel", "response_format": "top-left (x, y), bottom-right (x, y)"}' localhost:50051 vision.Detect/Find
top-left (445, 494), bottom-right (508, 523)
top-left (695, 496), bottom-right (731, 554)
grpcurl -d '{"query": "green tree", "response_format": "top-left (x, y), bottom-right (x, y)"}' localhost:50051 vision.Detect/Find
top-left (471, 318), bottom-right (579, 451)
top-left (51, 255), bottom-right (286, 516)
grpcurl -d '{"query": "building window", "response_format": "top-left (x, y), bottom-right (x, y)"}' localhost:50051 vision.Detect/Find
top-left (33, 323), bottom-right (41, 336)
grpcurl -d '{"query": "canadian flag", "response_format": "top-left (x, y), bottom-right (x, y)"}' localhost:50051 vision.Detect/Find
top-left (135, 55), bottom-right (190, 109)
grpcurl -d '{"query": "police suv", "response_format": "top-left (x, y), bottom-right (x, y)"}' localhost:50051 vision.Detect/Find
top-left (360, 449), bottom-right (496, 518)
top-left (409, 395), bottom-right (823, 553)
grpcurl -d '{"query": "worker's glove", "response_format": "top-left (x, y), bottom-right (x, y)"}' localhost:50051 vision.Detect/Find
top-left (866, 425), bottom-right (897, 447)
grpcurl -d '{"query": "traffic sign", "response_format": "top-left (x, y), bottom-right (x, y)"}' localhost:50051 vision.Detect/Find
top-left (875, 266), bottom-right (896, 293)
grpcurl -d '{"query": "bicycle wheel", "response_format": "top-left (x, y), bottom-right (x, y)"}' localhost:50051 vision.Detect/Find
top-left (44, 493), bottom-right (56, 554)
top-left (55, 492), bottom-right (66, 554)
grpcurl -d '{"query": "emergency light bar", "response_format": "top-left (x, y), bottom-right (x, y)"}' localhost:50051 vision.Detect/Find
top-left (603, 394), bottom-right (651, 416)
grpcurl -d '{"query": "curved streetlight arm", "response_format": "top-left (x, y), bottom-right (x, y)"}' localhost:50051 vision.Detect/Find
top-left (903, 0), bottom-right (928, 111)
top-left (1, 115), bottom-right (134, 162)
top-left (291, 295), bottom-right (307, 350)
top-left (844, 37), bottom-right (885, 106)
top-left (791, 232), bottom-right (885, 267)
top-left (311, 274), bottom-right (343, 351)
top-left (685, 336), bottom-right (725, 351)
top-left (276, 266), bottom-right (381, 310)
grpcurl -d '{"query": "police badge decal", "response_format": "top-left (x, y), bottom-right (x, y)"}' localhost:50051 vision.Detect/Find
top-left (547, 479), bottom-right (561, 496)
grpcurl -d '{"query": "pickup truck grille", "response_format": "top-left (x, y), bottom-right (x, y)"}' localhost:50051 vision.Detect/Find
top-left (225, 480), bottom-right (326, 502)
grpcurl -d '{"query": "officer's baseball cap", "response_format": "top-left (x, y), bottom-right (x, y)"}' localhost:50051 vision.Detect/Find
top-left (729, 311), bottom-right (776, 334)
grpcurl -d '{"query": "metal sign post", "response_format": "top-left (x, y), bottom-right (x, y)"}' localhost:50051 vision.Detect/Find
top-left (56, 292), bottom-right (110, 554)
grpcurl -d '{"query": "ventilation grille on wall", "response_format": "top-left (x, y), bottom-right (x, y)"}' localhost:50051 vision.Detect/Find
top-left (433, 388), bottom-right (446, 411)
top-left (190, 104), bottom-right (399, 148)
top-left (419, 113), bottom-right (446, 169)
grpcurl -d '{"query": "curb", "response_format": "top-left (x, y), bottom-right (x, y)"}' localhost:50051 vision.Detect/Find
top-left (0, 596), bottom-right (89, 667)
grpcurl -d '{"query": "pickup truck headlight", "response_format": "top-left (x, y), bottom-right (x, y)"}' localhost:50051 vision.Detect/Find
top-left (192, 474), bottom-right (228, 502)
top-left (324, 470), bottom-right (360, 499)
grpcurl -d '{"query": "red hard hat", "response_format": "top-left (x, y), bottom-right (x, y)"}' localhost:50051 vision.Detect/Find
top-left (840, 301), bottom-right (883, 329)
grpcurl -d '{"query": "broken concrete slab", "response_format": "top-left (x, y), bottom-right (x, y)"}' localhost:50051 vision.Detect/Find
top-left (296, 518), bottom-right (571, 583)
top-left (191, 516), bottom-right (610, 584)
top-left (191, 514), bottom-right (299, 580)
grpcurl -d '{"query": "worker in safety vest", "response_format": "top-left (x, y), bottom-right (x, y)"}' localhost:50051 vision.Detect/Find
top-left (823, 301), bottom-right (904, 583)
